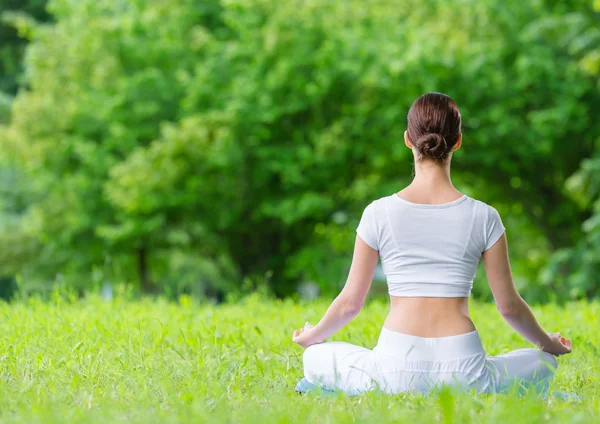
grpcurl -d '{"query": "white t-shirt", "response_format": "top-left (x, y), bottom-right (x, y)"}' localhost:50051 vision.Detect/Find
top-left (356, 194), bottom-right (505, 297)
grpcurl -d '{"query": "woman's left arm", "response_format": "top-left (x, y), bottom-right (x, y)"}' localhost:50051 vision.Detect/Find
top-left (292, 235), bottom-right (379, 348)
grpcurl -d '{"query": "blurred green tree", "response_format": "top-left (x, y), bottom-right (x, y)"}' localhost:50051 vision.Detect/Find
top-left (541, 0), bottom-right (600, 298)
top-left (0, 0), bottom-right (49, 96)
top-left (2, 0), bottom-right (227, 292)
top-left (0, 0), bottom-right (49, 297)
top-left (0, 164), bottom-right (38, 299)
top-left (1, 0), bottom-right (598, 298)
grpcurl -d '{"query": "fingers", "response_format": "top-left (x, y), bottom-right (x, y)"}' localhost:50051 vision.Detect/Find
top-left (293, 322), bottom-right (315, 344)
top-left (558, 334), bottom-right (572, 352)
top-left (557, 333), bottom-right (571, 345)
top-left (552, 332), bottom-right (572, 345)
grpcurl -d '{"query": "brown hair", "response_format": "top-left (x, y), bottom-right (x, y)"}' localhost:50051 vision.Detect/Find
top-left (407, 92), bottom-right (462, 162)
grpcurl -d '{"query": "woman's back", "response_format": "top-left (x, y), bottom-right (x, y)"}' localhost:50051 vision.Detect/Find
top-left (358, 190), bottom-right (505, 337)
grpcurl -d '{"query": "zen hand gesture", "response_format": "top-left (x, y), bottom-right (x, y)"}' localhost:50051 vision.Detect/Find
top-left (292, 322), bottom-right (320, 348)
top-left (542, 332), bottom-right (572, 356)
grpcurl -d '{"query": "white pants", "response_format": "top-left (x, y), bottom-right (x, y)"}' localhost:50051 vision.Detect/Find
top-left (303, 328), bottom-right (557, 396)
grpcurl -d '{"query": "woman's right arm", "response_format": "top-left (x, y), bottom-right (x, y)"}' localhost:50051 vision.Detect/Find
top-left (482, 234), bottom-right (571, 356)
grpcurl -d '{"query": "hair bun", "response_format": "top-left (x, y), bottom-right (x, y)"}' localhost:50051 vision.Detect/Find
top-left (416, 133), bottom-right (448, 158)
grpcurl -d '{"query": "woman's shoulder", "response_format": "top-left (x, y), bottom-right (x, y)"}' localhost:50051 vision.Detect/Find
top-left (362, 194), bottom-right (396, 211)
top-left (465, 196), bottom-right (498, 209)
top-left (463, 196), bottom-right (502, 221)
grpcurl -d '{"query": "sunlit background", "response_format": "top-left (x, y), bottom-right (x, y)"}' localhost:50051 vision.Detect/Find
top-left (0, 0), bottom-right (599, 303)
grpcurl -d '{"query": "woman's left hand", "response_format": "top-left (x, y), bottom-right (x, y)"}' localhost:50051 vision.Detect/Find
top-left (292, 322), bottom-right (320, 348)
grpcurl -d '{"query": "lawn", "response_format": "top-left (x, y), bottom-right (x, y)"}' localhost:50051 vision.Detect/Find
top-left (0, 294), bottom-right (597, 423)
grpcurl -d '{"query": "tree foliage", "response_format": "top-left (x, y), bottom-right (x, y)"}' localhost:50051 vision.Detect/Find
top-left (1, 0), bottom-right (599, 298)
top-left (542, 0), bottom-right (600, 298)
top-left (0, 0), bottom-right (49, 96)
top-left (0, 0), bottom-right (49, 298)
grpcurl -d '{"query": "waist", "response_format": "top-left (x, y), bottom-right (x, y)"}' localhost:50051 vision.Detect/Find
top-left (385, 296), bottom-right (474, 337)
top-left (375, 327), bottom-right (484, 361)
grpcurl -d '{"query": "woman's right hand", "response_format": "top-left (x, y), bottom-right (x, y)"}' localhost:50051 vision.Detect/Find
top-left (542, 332), bottom-right (572, 356)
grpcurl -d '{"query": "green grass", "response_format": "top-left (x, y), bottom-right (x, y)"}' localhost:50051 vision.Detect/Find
top-left (0, 294), bottom-right (597, 423)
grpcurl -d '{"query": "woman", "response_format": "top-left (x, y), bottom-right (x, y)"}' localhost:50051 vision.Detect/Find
top-left (292, 93), bottom-right (572, 396)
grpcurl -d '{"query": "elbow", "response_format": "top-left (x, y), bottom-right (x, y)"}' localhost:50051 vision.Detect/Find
top-left (340, 298), bottom-right (363, 317)
top-left (497, 297), bottom-right (524, 318)
top-left (498, 306), bottom-right (516, 318)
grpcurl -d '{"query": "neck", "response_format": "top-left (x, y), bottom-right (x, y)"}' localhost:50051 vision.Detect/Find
top-left (412, 159), bottom-right (454, 189)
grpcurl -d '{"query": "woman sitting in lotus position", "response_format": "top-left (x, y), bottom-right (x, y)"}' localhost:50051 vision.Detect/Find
top-left (292, 92), bottom-right (572, 396)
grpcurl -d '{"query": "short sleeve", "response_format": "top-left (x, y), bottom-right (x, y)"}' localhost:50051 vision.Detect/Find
top-left (356, 202), bottom-right (379, 250)
top-left (484, 206), bottom-right (506, 251)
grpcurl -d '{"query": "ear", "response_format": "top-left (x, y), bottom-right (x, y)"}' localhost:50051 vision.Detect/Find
top-left (452, 134), bottom-right (462, 151)
top-left (404, 131), bottom-right (413, 149)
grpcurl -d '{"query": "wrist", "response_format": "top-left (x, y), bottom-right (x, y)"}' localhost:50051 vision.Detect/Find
top-left (309, 324), bottom-right (327, 344)
top-left (537, 333), bottom-right (553, 350)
